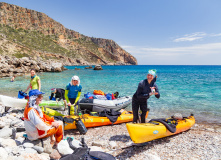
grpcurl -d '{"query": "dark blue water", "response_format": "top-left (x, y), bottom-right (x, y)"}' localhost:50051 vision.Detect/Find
top-left (1, 65), bottom-right (221, 124)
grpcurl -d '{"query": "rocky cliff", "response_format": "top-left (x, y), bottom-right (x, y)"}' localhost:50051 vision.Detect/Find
top-left (0, 2), bottom-right (137, 66)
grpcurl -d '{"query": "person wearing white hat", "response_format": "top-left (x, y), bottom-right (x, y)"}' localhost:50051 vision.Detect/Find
top-left (65, 75), bottom-right (82, 115)
top-left (132, 69), bottom-right (160, 123)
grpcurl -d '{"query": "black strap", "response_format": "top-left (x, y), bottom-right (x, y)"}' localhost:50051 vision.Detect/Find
top-left (40, 139), bottom-right (44, 148)
top-left (149, 118), bottom-right (177, 133)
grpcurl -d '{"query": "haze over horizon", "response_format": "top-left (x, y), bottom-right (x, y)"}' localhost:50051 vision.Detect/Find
top-left (2, 0), bottom-right (221, 65)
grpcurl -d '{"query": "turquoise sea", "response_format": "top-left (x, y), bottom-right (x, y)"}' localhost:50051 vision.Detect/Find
top-left (1, 65), bottom-right (221, 124)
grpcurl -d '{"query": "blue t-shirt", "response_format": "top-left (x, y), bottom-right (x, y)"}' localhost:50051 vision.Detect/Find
top-left (66, 83), bottom-right (82, 98)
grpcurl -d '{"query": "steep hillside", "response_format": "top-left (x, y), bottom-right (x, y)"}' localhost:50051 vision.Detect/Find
top-left (0, 2), bottom-right (137, 65)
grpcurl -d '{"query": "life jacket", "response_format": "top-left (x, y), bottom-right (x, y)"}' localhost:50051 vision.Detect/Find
top-left (24, 103), bottom-right (54, 140)
top-left (93, 90), bottom-right (105, 95)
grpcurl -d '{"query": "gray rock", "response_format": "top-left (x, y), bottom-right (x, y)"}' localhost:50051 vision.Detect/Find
top-left (0, 138), bottom-right (17, 148)
top-left (23, 136), bottom-right (53, 154)
top-left (9, 68), bottom-right (14, 72)
top-left (45, 65), bottom-right (52, 72)
top-left (50, 149), bottom-right (61, 159)
top-left (70, 139), bottom-right (82, 148)
top-left (40, 153), bottom-right (50, 160)
top-left (125, 142), bottom-right (133, 147)
top-left (21, 57), bottom-right (29, 63)
top-left (23, 142), bottom-right (34, 148)
top-left (0, 121), bottom-right (6, 129)
top-left (94, 65), bottom-right (103, 70)
top-left (16, 132), bottom-right (26, 139)
top-left (33, 146), bottom-right (44, 153)
top-left (0, 127), bottom-right (13, 138)
top-left (109, 141), bottom-right (117, 149)
top-left (144, 151), bottom-right (161, 160)
top-left (11, 146), bottom-right (21, 156)
top-left (15, 139), bottom-right (22, 146)
top-left (30, 60), bottom-right (37, 65)
top-left (6, 114), bottom-right (16, 120)
top-left (24, 147), bottom-right (37, 154)
top-left (10, 119), bottom-right (22, 127)
top-left (0, 105), bottom-right (5, 113)
top-left (90, 146), bottom-right (104, 152)
top-left (0, 147), bottom-right (8, 159)
top-left (57, 140), bottom-right (73, 155)
top-left (51, 62), bottom-right (63, 72)
top-left (206, 128), bottom-right (215, 132)
top-left (4, 147), bottom-right (12, 153)
top-left (92, 140), bottom-right (106, 147)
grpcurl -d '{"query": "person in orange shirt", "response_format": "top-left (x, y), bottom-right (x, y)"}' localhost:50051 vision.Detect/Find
top-left (24, 89), bottom-right (63, 146)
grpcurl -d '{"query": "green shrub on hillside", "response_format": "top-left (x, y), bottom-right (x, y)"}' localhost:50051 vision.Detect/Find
top-left (0, 24), bottom-right (74, 57)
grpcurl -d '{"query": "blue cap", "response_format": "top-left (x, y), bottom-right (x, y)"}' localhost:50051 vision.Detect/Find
top-left (148, 69), bottom-right (157, 77)
top-left (29, 89), bottom-right (45, 97)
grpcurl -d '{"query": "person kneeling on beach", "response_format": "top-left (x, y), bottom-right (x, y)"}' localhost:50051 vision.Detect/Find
top-left (24, 89), bottom-right (63, 146)
top-left (50, 88), bottom-right (67, 109)
top-left (65, 75), bottom-right (82, 115)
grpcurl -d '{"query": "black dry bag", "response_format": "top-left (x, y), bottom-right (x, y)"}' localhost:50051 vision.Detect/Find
top-left (75, 118), bottom-right (87, 135)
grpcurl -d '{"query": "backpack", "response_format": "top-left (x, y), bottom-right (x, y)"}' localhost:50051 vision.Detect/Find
top-left (60, 137), bottom-right (116, 160)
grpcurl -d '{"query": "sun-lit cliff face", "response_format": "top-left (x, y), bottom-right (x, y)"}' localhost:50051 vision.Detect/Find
top-left (0, 2), bottom-right (137, 65)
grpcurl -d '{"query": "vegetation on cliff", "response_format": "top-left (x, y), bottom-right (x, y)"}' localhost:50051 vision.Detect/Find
top-left (0, 2), bottom-right (137, 65)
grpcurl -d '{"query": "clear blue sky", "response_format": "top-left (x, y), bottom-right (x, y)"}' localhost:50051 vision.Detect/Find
top-left (2, 0), bottom-right (221, 65)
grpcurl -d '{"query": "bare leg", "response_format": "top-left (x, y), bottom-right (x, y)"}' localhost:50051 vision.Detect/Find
top-left (50, 135), bottom-right (55, 146)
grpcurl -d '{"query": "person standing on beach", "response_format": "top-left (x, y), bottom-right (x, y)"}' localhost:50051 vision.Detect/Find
top-left (65, 75), bottom-right (82, 115)
top-left (132, 70), bottom-right (160, 123)
top-left (24, 69), bottom-right (41, 92)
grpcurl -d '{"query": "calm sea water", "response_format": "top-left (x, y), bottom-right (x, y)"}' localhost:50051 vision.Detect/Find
top-left (1, 65), bottom-right (221, 124)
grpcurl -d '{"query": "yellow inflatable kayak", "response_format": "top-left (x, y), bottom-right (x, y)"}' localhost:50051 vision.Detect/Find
top-left (64, 110), bottom-right (134, 130)
top-left (41, 107), bottom-right (135, 130)
top-left (41, 107), bottom-right (64, 117)
top-left (126, 115), bottom-right (195, 144)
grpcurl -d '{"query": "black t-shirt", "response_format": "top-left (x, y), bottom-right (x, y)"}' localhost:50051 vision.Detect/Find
top-left (50, 88), bottom-right (65, 101)
top-left (133, 77), bottom-right (160, 102)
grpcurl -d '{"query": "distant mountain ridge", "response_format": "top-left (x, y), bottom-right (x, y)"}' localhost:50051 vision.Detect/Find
top-left (0, 2), bottom-right (137, 65)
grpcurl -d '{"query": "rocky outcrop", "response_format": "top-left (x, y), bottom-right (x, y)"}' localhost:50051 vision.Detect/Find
top-left (0, 2), bottom-right (137, 65)
top-left (0, 55), bottom-right (67, 78)
top-left (93, 65), bottom-right (103, 70)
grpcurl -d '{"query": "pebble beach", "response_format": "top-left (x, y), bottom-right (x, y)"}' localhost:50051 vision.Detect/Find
top-left (0, 102), bottom-right (220, 160)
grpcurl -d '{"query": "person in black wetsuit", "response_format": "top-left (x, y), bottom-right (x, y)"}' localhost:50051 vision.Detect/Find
top-left (50, 88), bottom-right (67, 108)
top-left (132, 70), bottom-right (160, 123)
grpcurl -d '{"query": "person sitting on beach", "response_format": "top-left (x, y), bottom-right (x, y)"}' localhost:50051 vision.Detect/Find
top-left (24, 89), bottom-right (63, 146)
top-left (132, 69), bottom-right (160, 123)
top-left (24, 69), bottom-right (41, 92)
top-left (11, 75), bottom-right (15, 82)
top-left (65, 75), bottom-right (82, 115)
top-left (50, 88), bottom-right (67, 108)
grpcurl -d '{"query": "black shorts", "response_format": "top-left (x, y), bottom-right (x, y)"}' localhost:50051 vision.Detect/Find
top-left (69, 98), bottom-right (76, 104)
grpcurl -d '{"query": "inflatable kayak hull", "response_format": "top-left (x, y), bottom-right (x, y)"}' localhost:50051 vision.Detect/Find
top-left (39, 101), bottom-right (64, 109)
top-left (79, 96), bottom-right (132, 112)
top-left (0, 95), bottom-right (27, 108)
top-left (41, 107), bottom-right (64, 117)
top-left (126, 115), bottom-right (195, 144)
top-left (41, 107), bottom-right (135, 130)
top-left (64, 110), bottom-right (134, 130)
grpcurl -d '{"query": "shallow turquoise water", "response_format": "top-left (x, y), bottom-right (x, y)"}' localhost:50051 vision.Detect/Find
top-left (1, 65), bottom-right (221, 124)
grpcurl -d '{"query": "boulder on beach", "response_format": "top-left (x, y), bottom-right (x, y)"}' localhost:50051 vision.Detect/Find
top-left (94, 65), bottom-right (103, 70)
